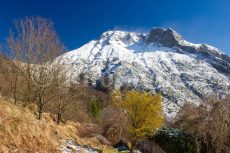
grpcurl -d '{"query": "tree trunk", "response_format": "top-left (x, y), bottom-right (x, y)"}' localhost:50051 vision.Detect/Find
top-left (144, 141), bottom-right (146, 153)
top-left (13, 74), bottom-right (18, 105)
top-left (130, 140), bottom-right (137, 153)
top-left (57, 103), bottom-right (63, 124)
top-left (130, 147), bottom-right (135, 153)
top-left (37, 95), bottom-right (43, 120)
top-left (38, 103), bottom-right (42, 120)
top-left (57, 111), bottom-right (61, 124)
top-left (38, 109), bottom-right (42, 120)
top-left (13, 91), bottom-right (17, 105)
top-left (156, 142), bottom-right (158, 153)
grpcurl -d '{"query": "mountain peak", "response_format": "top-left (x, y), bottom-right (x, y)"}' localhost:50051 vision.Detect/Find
top-left (59, 27), bottom-right (230, 118)
top-left (98, 28), bottom-right (224, 58)
top-left (147, 28), bottom-right (183, 47)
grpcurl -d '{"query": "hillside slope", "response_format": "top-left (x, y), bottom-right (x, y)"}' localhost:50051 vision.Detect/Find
top-left (58, 28), bottom-right (230, 118)
top-left (0, 54), bottom-right (10, 95)
top-left (0, 98), bottom-right (115, 152)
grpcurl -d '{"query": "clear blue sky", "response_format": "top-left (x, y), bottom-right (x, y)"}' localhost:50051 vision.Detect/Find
top-left (1, 0), bottom-right (230, 55)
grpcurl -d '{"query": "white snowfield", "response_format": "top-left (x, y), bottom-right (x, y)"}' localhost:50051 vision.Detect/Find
top-left (58, 28), bottom-right (230, 118)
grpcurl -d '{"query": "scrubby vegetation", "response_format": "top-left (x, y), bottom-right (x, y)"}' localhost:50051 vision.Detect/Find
top-left (0, 98), bottom-right (115, 152)
top-left (175, 98), bottom-right (230, 153)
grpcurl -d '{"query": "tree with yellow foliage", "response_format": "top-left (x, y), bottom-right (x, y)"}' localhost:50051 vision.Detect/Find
top-left (112, 90), bottom-right (164, 152)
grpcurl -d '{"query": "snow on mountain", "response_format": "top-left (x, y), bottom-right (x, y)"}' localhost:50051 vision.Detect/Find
top-left (58, 28), bottom-right (230, 118)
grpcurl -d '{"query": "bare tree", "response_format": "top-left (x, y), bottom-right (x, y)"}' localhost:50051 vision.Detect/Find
top-left (176, 97), bottom-right (230, 153)
top-left (55, 87), bottom-right (75, 124)
top-left (6, 59), bottom-right (20, 104)
top-left (7, 16), bottom-right (66, 119)
top-left (51, 75), bottom-right (74, 124)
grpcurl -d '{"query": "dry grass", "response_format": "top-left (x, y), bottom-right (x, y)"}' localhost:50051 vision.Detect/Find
top-left (0, 99), bottom-right (116, 152)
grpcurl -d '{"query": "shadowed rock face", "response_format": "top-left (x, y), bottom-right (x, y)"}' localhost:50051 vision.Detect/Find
top-left (147, 28), bottom-right (230, 75)
top-left (147, 28), bottom-right (183, 47)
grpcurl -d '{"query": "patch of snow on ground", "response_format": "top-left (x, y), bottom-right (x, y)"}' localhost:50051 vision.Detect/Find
top-left (60, 139), bottom-right (99, 153)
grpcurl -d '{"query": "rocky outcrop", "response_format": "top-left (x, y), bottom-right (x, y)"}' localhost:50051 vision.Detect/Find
top-left (147, 28), bottom-right (183, 47)
top-left (147, 28), bottom-right (230, 75)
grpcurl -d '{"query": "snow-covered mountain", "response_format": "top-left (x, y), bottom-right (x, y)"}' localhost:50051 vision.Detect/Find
top-left (58, 28), bottom-right (230, 118)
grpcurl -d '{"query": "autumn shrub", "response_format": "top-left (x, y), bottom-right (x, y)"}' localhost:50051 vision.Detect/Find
top-left (112, 90), bottom-right (164, 152)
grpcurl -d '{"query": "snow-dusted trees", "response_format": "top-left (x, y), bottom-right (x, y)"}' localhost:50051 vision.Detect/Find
top-left (155, 128), bottom-right (196, 153)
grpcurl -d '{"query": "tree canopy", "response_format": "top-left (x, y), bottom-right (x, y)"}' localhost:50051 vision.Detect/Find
top-left (112, 90), bottom-right (164, 152)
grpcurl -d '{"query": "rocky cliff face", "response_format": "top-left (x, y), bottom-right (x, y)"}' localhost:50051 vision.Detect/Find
top-left (58, 28), bottom-right (230, 118)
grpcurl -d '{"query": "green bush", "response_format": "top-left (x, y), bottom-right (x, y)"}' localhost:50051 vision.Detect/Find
top-left (88, 98), bottom-right (102, 118)
top-left (155, 128), bottom-right (196, 153)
